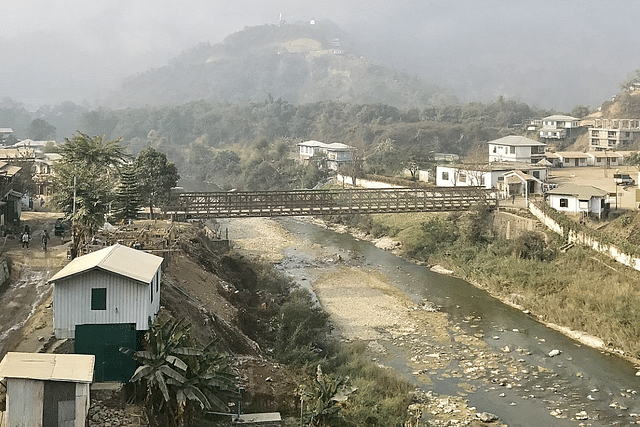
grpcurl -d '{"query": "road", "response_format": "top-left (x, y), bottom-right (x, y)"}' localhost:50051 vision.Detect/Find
top-left (0, 211), bottom-right (67, 359)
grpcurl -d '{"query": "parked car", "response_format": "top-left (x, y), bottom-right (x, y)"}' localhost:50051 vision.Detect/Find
top-left (613, 173), bottom-right (635, 186)
top-left (54, 218), bottom-right (71, 236)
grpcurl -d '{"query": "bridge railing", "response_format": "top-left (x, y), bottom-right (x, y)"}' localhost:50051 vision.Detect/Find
top-left (165, 187), bottom-right (498, 219)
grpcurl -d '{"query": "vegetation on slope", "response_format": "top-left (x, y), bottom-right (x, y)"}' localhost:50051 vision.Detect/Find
top-left (335, 209), bottom-right (640, 360)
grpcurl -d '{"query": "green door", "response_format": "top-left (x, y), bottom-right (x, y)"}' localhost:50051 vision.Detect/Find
top-left (75, 323), bottom-right (138, 382)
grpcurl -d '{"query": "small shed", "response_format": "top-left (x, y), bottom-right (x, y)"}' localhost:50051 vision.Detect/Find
top-left (50, 244), bottom-right (163, 339)
top-left (49, 244), bottom-right (163, 382)
top-left (0, 352), bottom-right (94, 427)
top-left (546, 184), bottom-right (609, 218)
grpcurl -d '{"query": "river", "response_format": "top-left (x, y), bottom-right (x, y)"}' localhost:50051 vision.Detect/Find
top-left (222, 216), bottom-right (640, 426)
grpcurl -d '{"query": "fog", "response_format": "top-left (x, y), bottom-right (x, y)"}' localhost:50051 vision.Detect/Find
top-left (2, 0), bottom-right (639, 111)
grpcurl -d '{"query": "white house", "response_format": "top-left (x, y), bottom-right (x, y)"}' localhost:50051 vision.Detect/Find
top-left (546, 184), bottom-right (609, 218)
top-left (586, 150), bottom-right (624, 167)
top-left (33, 152), bottom-right (62, 196)
top-left (539, 115), bottom-right (580, 139)
top-left (297, 140), bottom-right (353, 170)
top-left (553, 151), bottom-right (591, 167)
top-left (488, 135), bottom-right (547, 163)
top-left (50, 244), bottom-right (163, 339)
top-left (436, 162), bottom-right (549, 191)
top-left (49, 244), bottom-right (163, 382)
top-left (0, 352), bottom-right (94, 427)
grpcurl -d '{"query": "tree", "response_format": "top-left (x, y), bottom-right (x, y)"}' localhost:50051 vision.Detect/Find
top-left (51, 132), bottom-right (128, 255)
top-left (112, 164), bottom-right (141, 223)
top-left (122, 318), bottom-right (238, 427)
top-left (27, 118), bottom-right (56, 140)
top-left (134, 147), bottom-right (180, 219)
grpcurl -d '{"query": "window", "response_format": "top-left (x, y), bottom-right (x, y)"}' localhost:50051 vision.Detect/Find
top-left (459, 173), bottom-right (467, 183)
top-left (91, 288), bottom-right (107, 310)
top-left (532, 171), bottom-right (540, 179)
top-left (441, 171), bottom-right (449, 180)
top-left (510, 146), bottom-right (515, 154)
top-left (559, 198), bottom-right (568, 208)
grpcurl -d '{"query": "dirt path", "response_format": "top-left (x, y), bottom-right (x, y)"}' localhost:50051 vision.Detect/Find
top-left (0, 211), bottom-right (68, 358)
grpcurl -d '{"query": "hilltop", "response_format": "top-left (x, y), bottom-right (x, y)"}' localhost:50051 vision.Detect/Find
top-left (104, 21), bottom-right (453, 109)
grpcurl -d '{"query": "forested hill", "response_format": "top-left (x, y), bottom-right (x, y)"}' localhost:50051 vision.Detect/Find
top-left (104, 21), bottom-right (455, 109)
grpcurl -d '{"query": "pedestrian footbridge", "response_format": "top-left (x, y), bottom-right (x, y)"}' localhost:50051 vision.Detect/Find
top-left (166, 187), bottom-right (498, 219)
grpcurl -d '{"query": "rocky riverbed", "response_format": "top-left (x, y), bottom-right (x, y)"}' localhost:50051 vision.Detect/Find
top-left (219, 216), bottom-right (640, 427)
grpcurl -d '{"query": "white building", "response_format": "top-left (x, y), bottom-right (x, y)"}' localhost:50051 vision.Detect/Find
top-left (50, 244), bottom-right (163, 339)
top-left (546, 184), bottom-right (609, 218)
top-left (488, 135), bottom-right (547, 163)
top-left (0, 352), bottom-right (94, 427)
top-left (539, 115), bottom-right (581, 139)
top-left (436, 162), bottom-right (549, 193)
top-left (297, 140), bottom-right (353, 170)
top-left (588, 118), bottom-right (640, 150)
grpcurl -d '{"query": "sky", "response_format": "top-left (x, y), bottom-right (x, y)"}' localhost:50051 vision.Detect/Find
top-left (2, 0), bottom-right (640, 111)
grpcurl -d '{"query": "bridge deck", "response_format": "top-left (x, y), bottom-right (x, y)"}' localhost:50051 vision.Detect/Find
top-left (166, 187), bottom-right (498, 219)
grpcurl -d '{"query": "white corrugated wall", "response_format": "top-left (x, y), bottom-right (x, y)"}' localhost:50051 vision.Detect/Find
top-left (53, 269), bottom-right (158, 339)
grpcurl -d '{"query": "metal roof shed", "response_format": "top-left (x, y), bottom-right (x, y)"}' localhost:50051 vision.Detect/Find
top-left (0, 352), bottom-right (94, 427)
top-left (49, 244), bottom-right (164, 339)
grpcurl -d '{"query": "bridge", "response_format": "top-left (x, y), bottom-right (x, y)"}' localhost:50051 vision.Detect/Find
top-left (166, 187), bottom-right (498, 219)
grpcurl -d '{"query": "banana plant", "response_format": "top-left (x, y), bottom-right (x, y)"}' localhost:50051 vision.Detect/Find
top-left (121, 318), bottom-right (238, 426)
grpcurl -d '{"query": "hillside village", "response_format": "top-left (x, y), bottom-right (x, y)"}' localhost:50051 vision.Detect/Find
top-left (0, 104), bottom-right (640, 426)
top-left (3, 22), bottom-right (640, 426)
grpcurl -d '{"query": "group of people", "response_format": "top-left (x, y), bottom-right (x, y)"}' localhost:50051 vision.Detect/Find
top-left (20, 225), bottom-right (50, 251)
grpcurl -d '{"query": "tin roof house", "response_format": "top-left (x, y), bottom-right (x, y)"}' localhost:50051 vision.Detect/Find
top-left (488, 136), bottom-right (547, 163)
top-left (0, 352), bottom-right (94, 427)
top-left (546, 184), bottom-right (609, 218)
top-left (49, 244), bottom-right (163, 382)
top-left (297, 140), bottom-right (353, 171)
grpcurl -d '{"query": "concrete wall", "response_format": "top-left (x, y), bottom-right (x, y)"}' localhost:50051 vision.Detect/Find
top-left (493, 211), bottom-right (540, 240)
top-left (335, 174), bottom-right (405, 189)
top-left (529, 202), bottom-right (640, 273)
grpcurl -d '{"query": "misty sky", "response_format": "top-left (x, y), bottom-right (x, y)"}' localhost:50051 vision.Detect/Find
top-left (2, 0), bottom-right (640, 111)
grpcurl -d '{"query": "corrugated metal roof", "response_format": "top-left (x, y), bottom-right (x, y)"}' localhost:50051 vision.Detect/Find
top-left (546, 184), bottom-right (609, 199)
top-left (488, 135), bottom-right (546, 146)
top-left (49, 244), bottom-right (163, 284)
top-left (543, 115), bottom-right (579, 121)
top-left (556, 151), bottom-right (590, 158)
top-left (0, 352), bottom-right (94, 383)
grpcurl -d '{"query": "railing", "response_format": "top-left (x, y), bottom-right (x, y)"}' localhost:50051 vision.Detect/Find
top-left (165, 187), bottom-right (498, 219)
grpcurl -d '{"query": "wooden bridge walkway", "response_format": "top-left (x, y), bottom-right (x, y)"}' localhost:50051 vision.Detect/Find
top-left (166, 187), bottom-right (498, 219)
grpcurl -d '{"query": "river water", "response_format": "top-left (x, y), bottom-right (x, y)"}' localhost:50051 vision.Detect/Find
top-left (273, 217), bottom-right (640, 427)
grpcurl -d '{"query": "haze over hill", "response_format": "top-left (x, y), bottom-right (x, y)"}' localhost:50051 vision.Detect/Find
top-left (104, 21), bottom-right (455, 108)
top-left (3, 1), bottom-right (640, 111)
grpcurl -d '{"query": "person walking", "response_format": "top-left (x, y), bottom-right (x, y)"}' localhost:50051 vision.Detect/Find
top-left (21, 232), bottom-right (29, 249)
top-left (42, 229), bottom-right (50, 252)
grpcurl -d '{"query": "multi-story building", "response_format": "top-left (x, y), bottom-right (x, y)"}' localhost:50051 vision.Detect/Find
top-left (297, 140), bottom-right (354, 171)
top-left (539, 115), bottom-right (581, 139)
top-left (588, 118), bottom-right (640, 150)
top-left (488, 135), bottom-right (547, 163)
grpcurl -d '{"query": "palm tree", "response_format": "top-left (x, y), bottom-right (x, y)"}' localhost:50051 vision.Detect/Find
top-left (51, 132), bottom-right (129, 256)
top-left (121, 318), bottom-right (238, 427)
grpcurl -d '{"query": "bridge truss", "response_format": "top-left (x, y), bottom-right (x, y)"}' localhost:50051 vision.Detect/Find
top-left (166, 187), bottom-right (498, 219)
